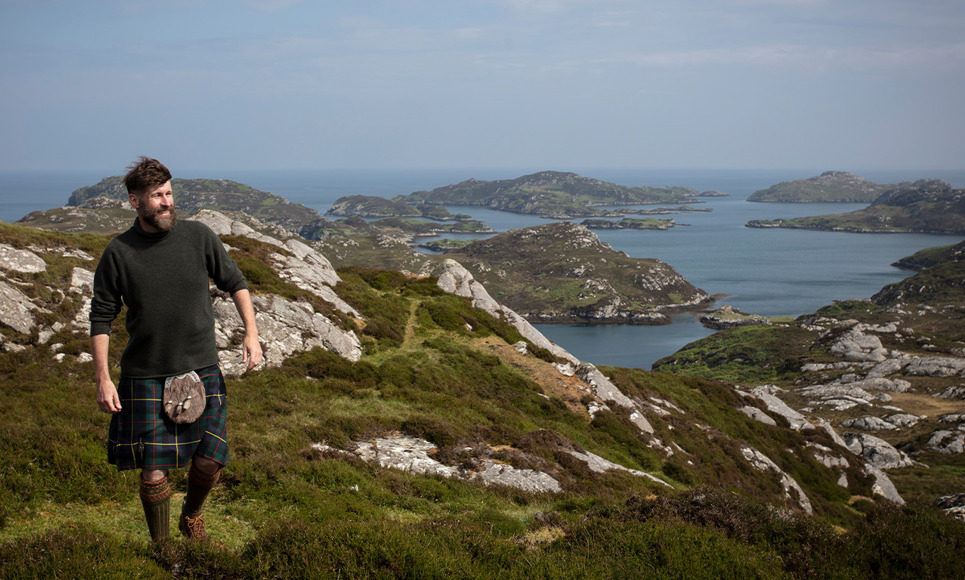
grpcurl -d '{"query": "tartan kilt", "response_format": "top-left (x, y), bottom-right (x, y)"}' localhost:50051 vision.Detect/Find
top-left (108, 364), bottom-right (229, 471)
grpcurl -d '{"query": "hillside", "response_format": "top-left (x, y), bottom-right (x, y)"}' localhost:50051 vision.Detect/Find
top-left (2, 216), bottom-right (962, 577)
top-left (746, 179), bottom-right (965, 234)
top-left (395, 171), bottom-right (702, 218)
top-left (653, 241), bottom-right (965, 509)
top-left (747, 171), bottom-right (892, 203)
top-left (439, 222), bottom-right (710, 323)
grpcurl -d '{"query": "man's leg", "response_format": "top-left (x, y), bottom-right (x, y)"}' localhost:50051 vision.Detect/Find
top-left (139, 469), bottom-right (170, 541)
top-left (179, 456), bottom-right (221, 539)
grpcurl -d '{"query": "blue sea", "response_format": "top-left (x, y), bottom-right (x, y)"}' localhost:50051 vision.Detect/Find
top-left (2, 167), bottom-right (964, 370)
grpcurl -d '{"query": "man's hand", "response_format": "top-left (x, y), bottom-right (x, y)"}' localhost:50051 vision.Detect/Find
top-left (97, 377), bottom-right (122, 413)
top-left (92, 333), bottom-right (120, 413)
top-left (231, 289), bottom-right (262, 373)
top-left (242, 332), bottom-right (263, 372)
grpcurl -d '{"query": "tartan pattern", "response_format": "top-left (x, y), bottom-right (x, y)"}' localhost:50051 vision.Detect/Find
top-left (108, 364), bottom-right (229, 471)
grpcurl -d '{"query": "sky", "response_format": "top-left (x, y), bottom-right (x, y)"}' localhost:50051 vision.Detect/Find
top-left (1, 0), bottom-right (964, 172)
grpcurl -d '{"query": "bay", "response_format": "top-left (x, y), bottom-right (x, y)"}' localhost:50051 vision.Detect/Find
top-left (1, 167), bottom-right (963, 370)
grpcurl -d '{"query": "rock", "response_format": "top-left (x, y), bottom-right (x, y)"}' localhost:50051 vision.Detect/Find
top-left (748, 385), bottom-right (814, 430)
top-left (0, 279), bottom-right (39, 334)
top-left (315, 434), bottom-right (562, 493)
top-left (827, 323), bottom-right (889, 362)
top-left (841, 416), bottom-right (896, 431)
top-left (213, 293), bottom-right (361, 376)
top-left (935, 493), bottom-right (965, 522)
top-left (936, 386), bottom-right (965, 400)
top-left (739, 405), bottom-right (777, 426)
top-left (271, 239), bottom-right (358, 317)
top-left (926, 428), bottom-right (965, 454)
top-left (842, 377), bottom-right (911, 393)
top-left (939, 414), bottom-right (965, 424)
top-left (903, 356), bottom-right (965, 377)
top-left (69, 268), bottom-right (94, 294)
top-left (740, 444), bottom-right (813, 514)
top-left (865, 464), bottom-right (905, 504)
top-left (883, 413), bottom-right (921, 428)
top-left (562, 448), bottom-right (672, 487)
top-left (577, 363), bottom-right (655, 434)
top-left (844, 433), bottom-right (915, 469)
top-left (472, 460), bottom-right (562, 493)
top-left (0, 244), bottom-right (46, 273)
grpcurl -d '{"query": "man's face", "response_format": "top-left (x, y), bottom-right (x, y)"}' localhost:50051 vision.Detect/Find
top-left (131, 180), bottom-right (177, 233)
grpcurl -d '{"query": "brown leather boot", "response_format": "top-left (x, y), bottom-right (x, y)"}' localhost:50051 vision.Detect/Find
top-left (139, 475), bottom-right (171, 541)
top-left (179, 462), bottom-right (220, 539)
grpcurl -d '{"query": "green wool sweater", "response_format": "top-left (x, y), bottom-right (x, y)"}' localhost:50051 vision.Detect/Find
top-left (90, 219), bottom-right (248, 378)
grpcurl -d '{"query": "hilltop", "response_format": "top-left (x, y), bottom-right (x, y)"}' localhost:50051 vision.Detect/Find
top-left (395, 171), bottom-right (704, 218)
top-left (1, 214), bottom-right (963, 577)
top-left (746, 179), bottom-right (965, 234)
top-left (747, 171), bottom-right (893, 203)
top-left (440, 222), bottom-right (710, 323)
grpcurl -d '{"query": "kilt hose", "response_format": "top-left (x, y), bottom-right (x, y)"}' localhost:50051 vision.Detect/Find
top-left (108, 364), bottom-right (229, 471)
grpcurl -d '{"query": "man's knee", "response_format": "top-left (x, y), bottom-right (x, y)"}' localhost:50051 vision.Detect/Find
top-left (191, 456), bottom-right (221, 476)
top-left (141, 469), bottom-right (168, 482)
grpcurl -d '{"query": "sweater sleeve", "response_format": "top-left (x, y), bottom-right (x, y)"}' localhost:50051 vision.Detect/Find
top-left (89, 245), bottom-right (123, 336)
top-left (201, 224), bottom-right (248, 294)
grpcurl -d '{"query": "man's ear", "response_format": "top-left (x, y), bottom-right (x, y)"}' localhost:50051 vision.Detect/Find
top-left (129, 193), bottom-right (140, 209)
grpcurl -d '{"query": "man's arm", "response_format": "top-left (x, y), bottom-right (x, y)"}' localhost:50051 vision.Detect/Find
top-left (92, 333), bottom-right (121, 413)
top-left (231, 288), bottom-right (263, 372)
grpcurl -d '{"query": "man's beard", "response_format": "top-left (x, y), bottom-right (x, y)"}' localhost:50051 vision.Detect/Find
top-left (143, 206), bottom-right (178, 232)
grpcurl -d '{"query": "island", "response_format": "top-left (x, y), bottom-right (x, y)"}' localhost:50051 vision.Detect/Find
top-left (580, 217), bottom-right (676, 230)
top-left (394, 171), bottom-right (703, 218)
top-left (745, 179), bottom-right (965, 235)
top-left (747, 171), bottom-right (893, 203)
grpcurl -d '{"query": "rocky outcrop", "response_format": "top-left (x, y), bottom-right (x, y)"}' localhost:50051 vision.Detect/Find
top-left (700, 305), bottom-right (769, 329)
top-left (740, 444), bottom-right (813, 514)
top-left (844, 433), bottom-right (915, 469)
top-left (311, 435), bottom-right (562, 494)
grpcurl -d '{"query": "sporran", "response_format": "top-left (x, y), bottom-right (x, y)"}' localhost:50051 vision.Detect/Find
top-left (163, 371), bottom-right (206, 424)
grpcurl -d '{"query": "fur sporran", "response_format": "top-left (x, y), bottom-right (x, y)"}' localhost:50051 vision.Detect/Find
top-left (163, 371), bottom-right (205, 424)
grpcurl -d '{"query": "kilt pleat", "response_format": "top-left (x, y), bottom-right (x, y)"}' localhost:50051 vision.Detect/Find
top-left (108, 364), bottom-right (229, 471)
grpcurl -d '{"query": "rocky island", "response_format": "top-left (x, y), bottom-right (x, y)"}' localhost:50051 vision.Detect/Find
top-left (394, 170), bottom-right (704, 218)
top-left (746, 179), bottom-right (965, 235)
top-left (580, 217), bottom-right (676, 231)
top-left (747, 171), bottom-right (893, 203)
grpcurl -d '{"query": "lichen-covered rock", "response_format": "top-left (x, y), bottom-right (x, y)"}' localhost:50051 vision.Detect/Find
top-left (313, 435), bottom-right (562, 493)
top-left (213, 293), bottom-right (361, 376)
top-left (0, 244), bottom-right (46, 274)
top-left (748, 385), bottom-right (814, 430)
top-left (841, 416), bottom-right (897, 431)
top-left (0, 279), bottom-right (40, 335)
top-left (740, 444), bottom-right (813, 514)
top-left (844, 433), bottom-right (915, 469)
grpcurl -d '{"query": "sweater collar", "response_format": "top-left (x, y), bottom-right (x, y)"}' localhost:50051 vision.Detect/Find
top-left (132, 218), bottom-right (173, 241)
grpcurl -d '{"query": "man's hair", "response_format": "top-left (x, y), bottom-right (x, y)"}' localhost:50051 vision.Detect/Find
top-left (124, 156), bottom-right (171, 196)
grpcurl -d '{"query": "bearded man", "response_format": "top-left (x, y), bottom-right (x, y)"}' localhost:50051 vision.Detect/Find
top-left (90, 156), bottom-right (262, 541)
